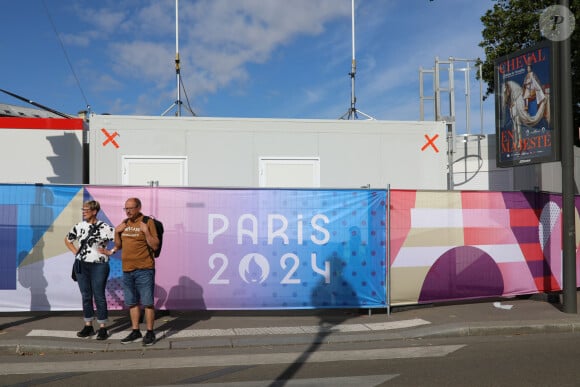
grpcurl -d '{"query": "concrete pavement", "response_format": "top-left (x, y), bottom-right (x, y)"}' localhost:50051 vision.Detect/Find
top-left (1, 293), bottom-right (580, 354)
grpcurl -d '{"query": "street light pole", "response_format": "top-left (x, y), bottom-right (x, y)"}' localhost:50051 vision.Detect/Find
top-left (559, 0), bottom-right (576, 313)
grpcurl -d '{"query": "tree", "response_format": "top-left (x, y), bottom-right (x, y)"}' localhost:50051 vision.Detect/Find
top-left (478, 0), bottom-right (580, 143)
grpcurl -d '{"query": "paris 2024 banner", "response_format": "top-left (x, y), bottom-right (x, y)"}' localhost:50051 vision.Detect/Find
top-left (2, 185), bottom-right (580, 311)
top-left (0, 185), bottom-right (387, 311)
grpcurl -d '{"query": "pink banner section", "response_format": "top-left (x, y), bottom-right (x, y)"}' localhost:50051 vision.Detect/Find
top-left (390, 189), bottom-right (580, 306)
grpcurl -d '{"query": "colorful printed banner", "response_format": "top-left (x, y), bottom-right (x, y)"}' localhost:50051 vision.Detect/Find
top-left (390, 190), bottom-right (580, 305)
top-left (0, 185), bottom-right (387, 311)
top-left (3, 184), bottom-right (580, 312)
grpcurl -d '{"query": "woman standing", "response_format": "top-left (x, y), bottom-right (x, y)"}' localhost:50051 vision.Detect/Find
top-left (64, 200), bottom-right (115, 340)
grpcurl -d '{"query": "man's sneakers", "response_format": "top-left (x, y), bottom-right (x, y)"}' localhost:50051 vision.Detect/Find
top-left (121, 329), bottom-right (155, 346)
top-left (142, 330), bottom-right (156, 346)
top-left (96, 327), bottom-right (109, 341)
top-left (121, 330), bottom-right (143, 344)
top-left (76, 325), bottom-right (95, 338)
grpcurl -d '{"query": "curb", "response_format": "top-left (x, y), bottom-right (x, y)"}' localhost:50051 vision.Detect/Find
top-left (401, 320), bottom-right (580, 339)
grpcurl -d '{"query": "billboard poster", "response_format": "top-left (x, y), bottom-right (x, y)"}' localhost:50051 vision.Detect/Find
top-left (495, 40), bottom-right (558, 167)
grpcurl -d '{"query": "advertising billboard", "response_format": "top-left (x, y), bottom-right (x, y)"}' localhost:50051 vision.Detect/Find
top-left (495, 40), bottom-right (558, 167)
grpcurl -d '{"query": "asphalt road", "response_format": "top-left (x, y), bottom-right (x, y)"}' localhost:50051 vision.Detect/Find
top-left (2, 331), bottom-right (580, 386)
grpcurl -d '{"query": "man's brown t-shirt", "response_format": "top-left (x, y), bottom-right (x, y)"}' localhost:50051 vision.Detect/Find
top-left (121, 215), bottom-right (157, 272)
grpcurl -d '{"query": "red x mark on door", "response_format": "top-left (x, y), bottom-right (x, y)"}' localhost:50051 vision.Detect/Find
top-left (421, 133), bottom-right (439, 153)
top-left (101, 128), bottom-right (120, 148)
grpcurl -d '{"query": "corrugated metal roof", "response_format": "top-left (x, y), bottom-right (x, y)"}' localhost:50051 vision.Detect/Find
top-left (0, 103), bottom-right (62, 118)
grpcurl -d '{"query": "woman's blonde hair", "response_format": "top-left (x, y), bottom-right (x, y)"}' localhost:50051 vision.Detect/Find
top-left (83, 200), bottom-right (100, 213)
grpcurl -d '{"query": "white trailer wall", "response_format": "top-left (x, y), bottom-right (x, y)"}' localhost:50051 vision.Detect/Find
top-left (2, 114), bottom-right (577, 192)
top-left (89, 115), bottom-right (448, 189)
top-left (0, 118), bottom-right (84, 184)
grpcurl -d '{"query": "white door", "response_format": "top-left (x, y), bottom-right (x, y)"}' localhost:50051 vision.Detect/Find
top-left (122, 156), bottom-right (188, 186)
top-left (259, 157), bottom-right (320, 187)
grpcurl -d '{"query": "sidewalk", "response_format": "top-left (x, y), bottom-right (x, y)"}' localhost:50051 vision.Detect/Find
top-left (2, 293), bottom-right (580, 354)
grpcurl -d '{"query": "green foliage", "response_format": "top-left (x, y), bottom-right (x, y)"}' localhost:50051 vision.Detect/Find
top-left (478, 0), bottom-right (580, 133)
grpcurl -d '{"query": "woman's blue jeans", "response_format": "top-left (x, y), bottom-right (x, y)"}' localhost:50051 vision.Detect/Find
top-left (76, 261), bottom-right (110, 324)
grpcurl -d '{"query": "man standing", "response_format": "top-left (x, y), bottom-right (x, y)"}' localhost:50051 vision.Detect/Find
top-left (109, 197), bottom-right (159, 346)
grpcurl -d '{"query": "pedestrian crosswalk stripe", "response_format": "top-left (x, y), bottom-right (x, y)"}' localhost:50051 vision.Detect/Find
top-left (153, 374), bottom-right (400, 387)
top-left (25, 318), bottom-right (431, 340)
top-left (0, 345), bottom-right (465, 375)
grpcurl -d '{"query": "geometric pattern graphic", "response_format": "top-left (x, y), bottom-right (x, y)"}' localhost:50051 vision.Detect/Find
top-left (419, 245), bottom-right (504, 302)
top-left (390, 190), bottom-right (580, 306)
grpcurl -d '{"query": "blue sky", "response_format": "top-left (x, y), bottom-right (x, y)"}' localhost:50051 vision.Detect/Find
top-left (1, 0), bottom-right (496, 133)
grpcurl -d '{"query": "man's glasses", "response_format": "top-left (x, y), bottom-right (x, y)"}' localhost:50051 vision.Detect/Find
top-left (81, 209), bottom-right (93, 212)
top-left (123, 206), bottom-right (138, 211)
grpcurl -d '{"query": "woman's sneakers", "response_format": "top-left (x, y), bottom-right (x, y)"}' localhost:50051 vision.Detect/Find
top-left (76, 325), bottom-right (95, 338)
top-left (77, 325), bottom-right (109, 340)
top-left (96, 327), bottom-right (109, 340)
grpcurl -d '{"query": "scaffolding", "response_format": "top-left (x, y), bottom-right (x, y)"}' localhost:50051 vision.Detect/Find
top-left (419, 57), bottom-right (485, 189)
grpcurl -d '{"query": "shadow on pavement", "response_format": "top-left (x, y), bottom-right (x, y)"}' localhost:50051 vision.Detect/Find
top-left (0, 312), bottom-right (54, 332)
top-left (268, 253), bottom-right (359, 386)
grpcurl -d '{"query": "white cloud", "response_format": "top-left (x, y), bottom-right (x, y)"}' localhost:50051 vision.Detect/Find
top-left (109, 41), bottom-right (175, 86)
top-left (66, 0), bottom-right (353, 109)
top-left (178, 0), bottom-right (351, 95)
top-left (60, 33), bottom-right (91, 47)
top-left (89, 73), bottom-right (123, 93)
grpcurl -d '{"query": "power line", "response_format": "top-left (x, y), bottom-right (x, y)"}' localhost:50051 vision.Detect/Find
top-left (42, 0), bottom-right (90, 112)
top-left (0, 88), bottom-right (72, 118)
top-left (179, 75), bottom-right (196, 116)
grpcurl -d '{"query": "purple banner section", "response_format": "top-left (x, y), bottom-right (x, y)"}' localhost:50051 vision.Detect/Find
top-left (88, 187), bottom-right (388, 310)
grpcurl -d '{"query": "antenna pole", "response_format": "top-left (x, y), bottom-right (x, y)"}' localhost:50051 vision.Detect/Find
top-left (162, 0), bottom-right (184, 116)
top-left (350, 0), bottom-right (356, 115)
top-left (175, 0), bottom-right (181, 116)
top-left (340, 0), bottom-right (373, 120)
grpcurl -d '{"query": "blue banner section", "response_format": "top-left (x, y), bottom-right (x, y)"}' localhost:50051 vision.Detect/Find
top-left (0, 205), bottom-right (17, 289)
top-left (0, 184), bottom-right (80, 266)
top-left (0, 184), bottom-right (80, 292)
top-left (192, 189), bottom-right (388, 309)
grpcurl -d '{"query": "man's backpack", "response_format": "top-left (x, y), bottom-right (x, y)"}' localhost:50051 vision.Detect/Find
top-left (142, 216), bottom-right (164, 258)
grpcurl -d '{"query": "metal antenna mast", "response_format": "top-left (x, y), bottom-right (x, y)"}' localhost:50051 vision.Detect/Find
top-left (162, 0), bottom-right (185, 116)
top-left (340, 0), bottom-right (373, 120)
